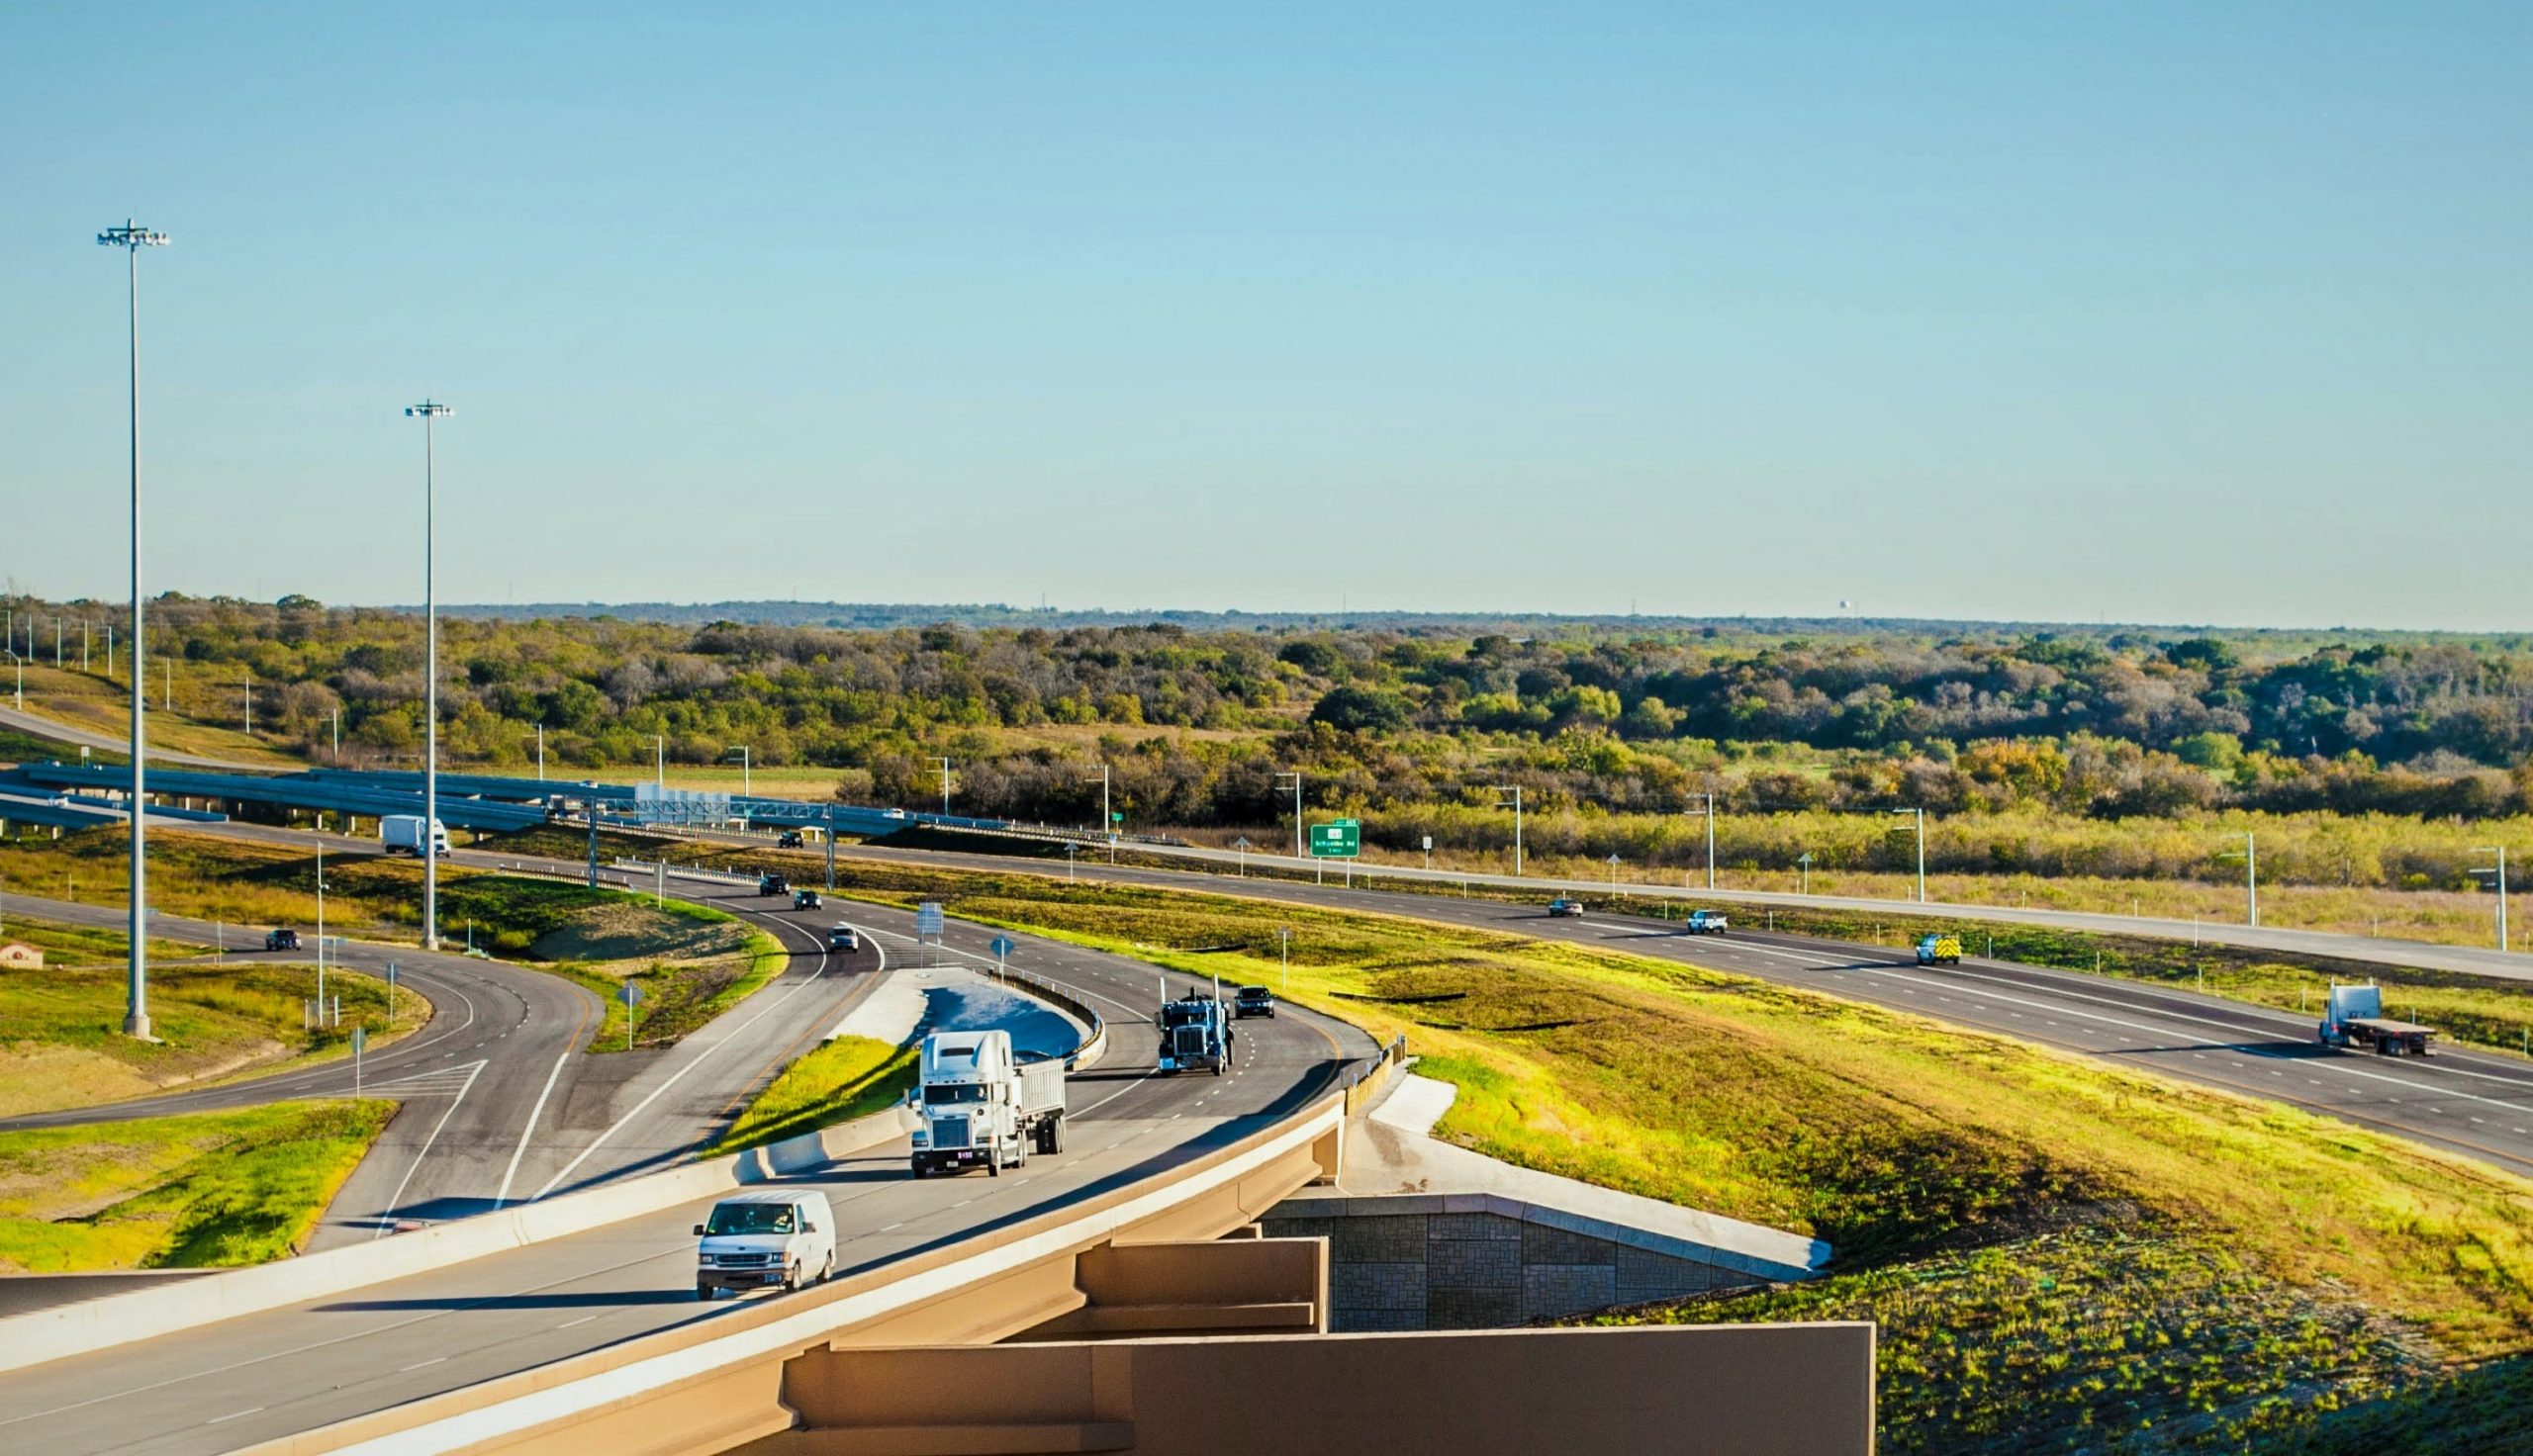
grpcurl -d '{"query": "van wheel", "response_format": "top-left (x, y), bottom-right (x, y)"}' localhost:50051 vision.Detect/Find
top-left (782, 1261), bottom-right (799, 1293)
top-left (818, 1252), bottom-right (834, 1284)
top-left (1049, 1115), bottom-right (1066, 1154)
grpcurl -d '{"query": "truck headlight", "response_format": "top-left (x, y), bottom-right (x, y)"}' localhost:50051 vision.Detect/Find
top-left (911, 1131), bottom-right (929, 1146)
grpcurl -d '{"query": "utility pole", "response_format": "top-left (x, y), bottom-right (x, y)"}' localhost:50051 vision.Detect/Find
top-left (242, 669), bottom-right (251, 733)
top-left (1274, 772), bottom-right (1303, 859)
top-left (315, 844), bottom-right (328, 1023)
top-left (406, 399), bottom-right (452, 954)
top-left (100, 218), bottom-right (168, 1041)
top-left (536, 723), bottom-right (545, 780)
top-left (929, 756), bottom-right (950, 816)
top-left (2477, 845), bottom-right (2509, 952)
top-left (1495, 785), bottom-right (1525, 877)
top-left (2218, 833), bottom-right (2258, 927)
top-left (1889, 807), bottom-right (1925, 903)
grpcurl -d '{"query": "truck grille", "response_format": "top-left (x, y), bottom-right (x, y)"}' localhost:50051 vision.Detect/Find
top-left (1172, 1027), bottom-right (1209, 1059)
top-left (716, 1252), bottom-right (776, 1268)
top-left (932, 1115), bottom-right (971, 1149)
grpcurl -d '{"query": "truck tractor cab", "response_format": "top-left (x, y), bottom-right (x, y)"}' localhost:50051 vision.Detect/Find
top-left (909, 1030), bottom-right (1068, 1177)
top-left (264, 928), bottom-right (302, 953)
top-left (693, 1190), bottom-right (836, 1299)
top-left (1157, 995), bottom-right (1234, 1075)
top-left (1915, 935), bottom-right (1962, 966)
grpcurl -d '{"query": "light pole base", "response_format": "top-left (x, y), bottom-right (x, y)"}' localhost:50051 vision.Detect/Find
top-left (122, 1012), bottom-right (155, 1041)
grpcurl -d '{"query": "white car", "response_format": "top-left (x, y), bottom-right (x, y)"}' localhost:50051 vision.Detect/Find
top-left (693, 1190), bottom-right (835, 1299)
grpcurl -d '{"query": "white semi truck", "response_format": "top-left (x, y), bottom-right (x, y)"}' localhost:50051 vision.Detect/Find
top-left (379, 814), bottom-right (450, 858)
top-left (2318, 982), bottom-right (2437, 1056)
top-left (909, 1029), bottom-right (1067, 1177)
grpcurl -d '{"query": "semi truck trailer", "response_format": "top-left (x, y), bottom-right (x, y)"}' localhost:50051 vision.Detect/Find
top-left (909, 1029), bottom-right (1068, 1176)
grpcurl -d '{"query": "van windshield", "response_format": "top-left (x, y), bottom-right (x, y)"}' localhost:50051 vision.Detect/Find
top-left (704, 1202), bottom-right (797, 1236)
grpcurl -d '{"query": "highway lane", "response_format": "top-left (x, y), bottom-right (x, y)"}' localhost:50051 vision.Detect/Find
top-left (0, 893), bottom-right (604, 1253)
top-left (843, 843), bottom-right (2533, 1182)
top-left (0, 918), bottom-right (1373, 1456)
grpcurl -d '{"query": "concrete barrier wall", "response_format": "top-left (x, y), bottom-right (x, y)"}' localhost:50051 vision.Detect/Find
top-left (764, 1321), bottom-right (1876, 1456)
top-left (0, 1107), bottom-right (915, 1377)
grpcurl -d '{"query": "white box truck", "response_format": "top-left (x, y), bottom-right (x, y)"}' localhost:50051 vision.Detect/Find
top-left (692, 1189), bottom-right (836, 1299)
top-left (380, 814), bottom-right (450, 858)
top-left (909, 1029), bottom-right (1067, 1177)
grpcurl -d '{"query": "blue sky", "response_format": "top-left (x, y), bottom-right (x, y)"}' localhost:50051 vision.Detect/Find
top-left (3, 4), bottom-right (2526, 627)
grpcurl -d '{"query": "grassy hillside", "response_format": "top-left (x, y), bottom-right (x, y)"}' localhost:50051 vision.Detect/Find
top-left (0, 1101), bottom-right (392, 1271)
top-left (0, 918), bottom-right (422, 1117)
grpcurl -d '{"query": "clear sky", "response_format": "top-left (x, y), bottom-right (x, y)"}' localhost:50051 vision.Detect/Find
top-left (3, 4), bottom-right (2526, 628)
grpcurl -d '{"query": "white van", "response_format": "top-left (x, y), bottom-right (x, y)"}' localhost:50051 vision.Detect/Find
top-left (692, 1189), bottom-right (836, 1299)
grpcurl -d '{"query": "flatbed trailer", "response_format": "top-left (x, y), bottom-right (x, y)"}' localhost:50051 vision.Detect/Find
top-left (2339, 1016), bottom-right (2437, 1056)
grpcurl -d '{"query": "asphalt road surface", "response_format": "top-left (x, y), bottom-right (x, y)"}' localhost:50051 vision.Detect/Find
top-left (850, 843), bottom-right (2533, 1182)
top-left (0, 919), bottom-right (1373, 1456)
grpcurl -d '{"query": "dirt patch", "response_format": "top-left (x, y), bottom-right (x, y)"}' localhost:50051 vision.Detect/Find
top-left (527, 902), bottom-right (752, 965)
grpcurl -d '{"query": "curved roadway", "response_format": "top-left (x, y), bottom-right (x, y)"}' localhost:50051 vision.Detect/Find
top-left (0, 901), bottom-right (1375, 1456)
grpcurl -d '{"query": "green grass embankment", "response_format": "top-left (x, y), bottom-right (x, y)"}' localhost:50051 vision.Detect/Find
top-left (713, 1036), bottom-right (916, 1153)
top-left (0, 1100), bottom-right (393, 1271)
top-left (0, 918), bottom-right (423, 1117)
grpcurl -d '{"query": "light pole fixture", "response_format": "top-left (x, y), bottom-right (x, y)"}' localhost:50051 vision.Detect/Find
top-left (1273, 771), bottom-right (1303, 859)
top-left (1888, 807), bottom-right (1925, 903)
top-left (2216, 832), bottom-right (2258, 927)
top-left (1083, 765), bottom-right (1112, 860)
top-left (101, 219), bottom-right (168, 1041)
top-left (654, 732), bottom-right (665, 789)
top-left (2476, 845), bottom-right (2509, 952)
top-left (1494, 785), bottom-right (1525, 877)
top-left (405, 398), bottom-right (452, 951)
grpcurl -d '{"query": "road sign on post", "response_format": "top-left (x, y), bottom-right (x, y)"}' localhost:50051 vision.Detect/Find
top-left (989, 934), bottom-right (1014, 975)
top-left (1308, 820), bottom-right (1360, 859)
top-left (915, 901), bottom-right (946, 945)
top-left (620, 980), bottom-right (643, 1051)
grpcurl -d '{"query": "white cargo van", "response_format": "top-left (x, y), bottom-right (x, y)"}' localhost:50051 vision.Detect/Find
top-left (692, 1189), bottom-right (836, 1299)
top-left (379, 814), bottom-right (451, 858)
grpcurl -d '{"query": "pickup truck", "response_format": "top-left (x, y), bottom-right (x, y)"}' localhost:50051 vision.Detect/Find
top-left (758, 872), bottom-right (791, 897)
top-left (777, 831), bottom-right (805, 849)
top-left (263, 928), bottom-right (301, 952)
top-left (1547, 897), bottom-right (1585, 918)
top-left (794, 889), bottom-right (822, 910)
top-left (1682, 910), bottom-right (1729, 935)
top-left (1915, 935), bottom-right (1962, 966)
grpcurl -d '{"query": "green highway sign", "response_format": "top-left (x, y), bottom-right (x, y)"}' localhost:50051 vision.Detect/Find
top-left (1308, 819), bottom-right (1360, 859)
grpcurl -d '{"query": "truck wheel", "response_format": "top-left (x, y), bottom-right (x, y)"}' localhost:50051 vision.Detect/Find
top-left (1213, 1059), bottom-right (1225, 1076)
top-left (986, 1147), bottom-right (1000, 1177)
top-left (1049, 1115), bottom-right (1066, 1154)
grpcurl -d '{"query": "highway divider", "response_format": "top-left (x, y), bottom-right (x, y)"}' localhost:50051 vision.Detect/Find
top-left (0, 1106), bottom-right (916, 1378)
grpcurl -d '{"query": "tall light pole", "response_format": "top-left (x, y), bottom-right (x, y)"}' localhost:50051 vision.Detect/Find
top-left (1273, 771), bottom-right (1303, 859)
top-left (1694, 790), bottom-right (1716, 890)
top-left (2476, 845), bottom-right (2509, 952)
top-left (1083, 765), bottom-right (1112, 855)
top-left (1888, 807), bottom-right (1925, 903)
top-left (2217, 832), bottom-right (2257, 927)
top-left (725, 745), bottom-right (752, 797)
top-left (405, 399), bottom-right (451, 952)
top-left (1495, 785), bottom-right (1524, 877)
top-left (654, 732), bottom-right (665, 789)
top-left (928, 756), bottom-right (950, 816)
top-left (4, 650), bottom-right (20, 711)
top-left (101, 219), bottom-right (168, 1041)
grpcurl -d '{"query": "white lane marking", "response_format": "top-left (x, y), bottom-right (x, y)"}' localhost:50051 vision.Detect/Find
top-left (399, 1356), bottom-right (447, 1371)
top-left (369, 1059), bottom-right (487, 1240)
top-left (205, 1408), bottom-right (266, 1425)
top-left (556, 1316), bottom-right (597, 1329)
top-left (495, 1048), bottom-right (573, 1209)
top-left (528, 908), bottom-right (852, 1201)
